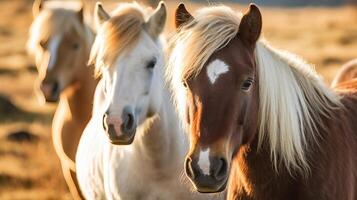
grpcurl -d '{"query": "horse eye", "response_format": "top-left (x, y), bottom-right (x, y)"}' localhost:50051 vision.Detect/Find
top-left (241, 78), bottom-right (254, 91)
top-left (39, 41), bottom-right (47, 49)
top-left (146, 58), bottom-right (157, 69)
top-left (182, 81), bottom-right (188, 88)
top-left (72, 43), bottom-right (79, 50)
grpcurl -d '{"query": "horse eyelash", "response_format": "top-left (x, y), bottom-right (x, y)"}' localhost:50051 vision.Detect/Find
top-left (146, 57), bottom-right (157, 69)
top-left (241, 77), bottom-right (254, 91)
top-left (182, 80), bottom-right (188, 88)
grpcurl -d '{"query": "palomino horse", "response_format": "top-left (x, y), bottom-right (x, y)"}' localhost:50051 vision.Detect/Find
top-left (168, 3), bottom-right (357, 200)
top-left (331, 59), bottom-right (357, 88)
top-left (76, 2), bottom-right (224, 199)
top-left (27, 0), bottom-right (96, 198)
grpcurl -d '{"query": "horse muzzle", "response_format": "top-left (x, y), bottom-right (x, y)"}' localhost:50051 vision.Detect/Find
top-left (103, 106), bottom-right (137, 145)
top-left (40, 81), bottom-right (60, 103)
top-left (185, 155), bottom-right (228, 193)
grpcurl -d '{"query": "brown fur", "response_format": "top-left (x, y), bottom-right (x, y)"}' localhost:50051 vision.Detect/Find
top-left (174, 4), bottom-right (357, 200)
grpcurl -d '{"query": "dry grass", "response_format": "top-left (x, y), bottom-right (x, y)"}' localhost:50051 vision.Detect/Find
top-left (0, 0), bottom-right (355, 199)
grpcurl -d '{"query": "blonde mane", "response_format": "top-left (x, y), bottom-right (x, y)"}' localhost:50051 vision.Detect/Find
top-left (89, 3), bottom-right (150, 77)
top-left (168, 6), bottom-right (342, 173)
top-left (169, 6), bottom-right (241, 81)
top-left (27, 6), bottom-right (93, 56)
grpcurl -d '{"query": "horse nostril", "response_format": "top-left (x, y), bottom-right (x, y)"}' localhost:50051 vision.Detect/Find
top-left (102, 113), bottom-right (108, 132)
top-left (213, 158), bottom-right (228, 181)
top-left (185, 157), bottom-right (196, 179)
top-left (52, 81), bottom-right (59, 95)
top-left (125, 113), bottom-right (134, 131)
top-left (121, 107), bottom-right (135, 134)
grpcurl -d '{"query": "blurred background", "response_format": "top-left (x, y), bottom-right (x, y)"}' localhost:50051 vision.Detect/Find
top-left (0, 0), bottom-right (356, 199)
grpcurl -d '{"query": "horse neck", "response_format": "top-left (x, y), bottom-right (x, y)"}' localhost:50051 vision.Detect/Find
top-left (227, 137), bottom-right (297, 200)
top-left (132, 81), bottom-right (186, 170)
top-left (62, 27), bottom-right (96, 125)
top-left (228, 106), bottom-right (357, 200)
top-left (227, 42), bottom-right (354, 198)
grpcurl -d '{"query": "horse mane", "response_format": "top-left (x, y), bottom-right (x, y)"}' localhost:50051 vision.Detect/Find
top-left (27, 4), bottom-right (93, 56)
top-left (168, 5), bottom-right (342, 173)
top-left (89, 3), bottom-right (150, 77)
top-left (169, 6), bottom-right (242, 81)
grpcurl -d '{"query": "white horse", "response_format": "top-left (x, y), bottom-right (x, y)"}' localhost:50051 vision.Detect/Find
top-left (76, 2), bottom-right (223, 199)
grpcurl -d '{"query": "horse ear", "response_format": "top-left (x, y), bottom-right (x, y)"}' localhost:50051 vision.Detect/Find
top-left (144, 1), bottom-right (167, 38)
top-left (238, 4), bottom-right (262, 45)
top-left (77, 2), bottom-right (84, 23)
top-left (32, 0), bottom-right (43, 17)
top-left (94, 2), bottom-right (110, 29)
top-left (175, 3), bottom-right (193, 29)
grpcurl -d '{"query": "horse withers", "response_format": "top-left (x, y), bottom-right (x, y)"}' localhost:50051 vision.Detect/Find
top-left (27, 0), bottom-right (97, 199)
top-left (168, 3), bottom-right (357, 200)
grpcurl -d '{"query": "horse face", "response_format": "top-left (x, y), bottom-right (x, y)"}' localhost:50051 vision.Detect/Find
top-left (31, 6), bottom-right (86, 103)
top-left (101, 33), bottom-right (163, 145)
top-left (175, 4), bottom-right (262, 193)
top-left (37, 29), bottom-right (85, 102)
top-left (98, 2), bottom-right (166, 145)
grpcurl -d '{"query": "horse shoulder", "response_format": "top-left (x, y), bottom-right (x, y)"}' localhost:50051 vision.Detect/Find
top-left (76, 117), bottom-right (107, 199)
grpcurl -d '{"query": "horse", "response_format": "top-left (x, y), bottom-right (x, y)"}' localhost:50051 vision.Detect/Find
top-left (168, 3), bottom-right (357, 200)
top-left (76, 2), bottom-right (224, 199)
top-left (27, 0), bottom-right (97, 199)
top-left (331, 59), bottom-right (357, 88)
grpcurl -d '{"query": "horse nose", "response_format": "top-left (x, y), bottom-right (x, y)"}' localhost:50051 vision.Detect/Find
top-left (121, 106), bottom-right (136, 135)
top-left (102, 111), bottom-right (123, 141)
top-left (211, 157), bottom-right (228, 181)
top-left (40, 80), bottom-right (60, 102)
top-left (102, 107), bottom-right (136, 145)
top-left (184, 155), bottom-right (228, 193)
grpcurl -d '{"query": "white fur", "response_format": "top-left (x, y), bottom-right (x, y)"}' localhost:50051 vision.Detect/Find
top-left (76, 31), bottom-right (222, 199)
top-left (45, 0), bottom-right (84, 10)
top-left (198, 149), bottom-right (210, 175)
top-left (206, 60), bottom-right (229, 84)
top-left (47, 34), bottom-right (62, 71)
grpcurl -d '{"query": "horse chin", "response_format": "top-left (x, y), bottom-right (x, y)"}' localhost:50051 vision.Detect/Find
top-left (42, 93), bottom-right (60, 103)
top-left (45, 97), bottom-right (59, 103)
top-left (109, 139), bottom-right (134, 145)
top-left (107, 132), bottom-right (136, 146)
top-left (190, 175), bottom-right (228, 194)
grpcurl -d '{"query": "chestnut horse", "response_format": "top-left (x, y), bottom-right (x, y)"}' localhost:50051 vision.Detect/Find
top-left (27, 0), bottom-right (96, 198)
top-left (168, 3), bottom-right (357, 200)
top-left (332, 59), bottom-right (357, 88)
top-left (76, 2), bottom-right (223, 199)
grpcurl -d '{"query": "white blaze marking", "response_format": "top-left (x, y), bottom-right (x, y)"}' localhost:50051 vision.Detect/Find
top-left (197, 149), bottom-right (210, 175)
top-left (47, 35), bottom-right (62, 71)
top-left (206, 59), bottom-right (229, 84)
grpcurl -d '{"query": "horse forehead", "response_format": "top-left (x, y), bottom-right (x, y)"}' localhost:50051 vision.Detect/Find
top-left (112, 33), bottom-right (159, 75)
top-left (47, 34), bottom-right (63, 71)
top-left (206, 59), bottom-right (230, 84)
top-left (215, 36), bottom-right (255, 70)
top-left (128, 33), bottom-right (158, 60)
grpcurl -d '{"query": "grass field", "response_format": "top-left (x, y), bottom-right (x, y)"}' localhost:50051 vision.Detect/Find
top-left (0, 0), bottom-right (356, 199)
